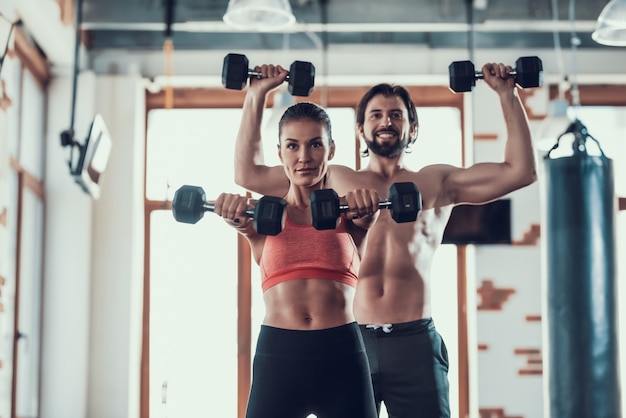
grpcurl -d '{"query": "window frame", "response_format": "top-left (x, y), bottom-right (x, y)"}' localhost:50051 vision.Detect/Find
top-left (2, 25), bottom-right (49, 418)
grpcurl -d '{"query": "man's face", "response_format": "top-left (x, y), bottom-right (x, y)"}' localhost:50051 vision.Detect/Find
top-left (358, 94), bottom-right (414, 158)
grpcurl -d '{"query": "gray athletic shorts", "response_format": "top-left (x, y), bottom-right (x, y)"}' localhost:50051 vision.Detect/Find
top-left (359, 318), bottom-right (450, 418)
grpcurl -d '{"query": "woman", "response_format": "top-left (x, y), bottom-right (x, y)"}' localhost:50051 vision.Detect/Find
top-left (215, 101), bottom-right (380, 418)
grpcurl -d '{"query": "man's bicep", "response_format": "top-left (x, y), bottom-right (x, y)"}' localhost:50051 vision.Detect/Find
top-left (446, 162), bottom-right (516, 205)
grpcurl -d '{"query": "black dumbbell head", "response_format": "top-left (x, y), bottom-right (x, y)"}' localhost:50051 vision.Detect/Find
top-left (448, 60), bottom-right (476, 93)
top-left (288, 61), bottom-right (316, 96)
top-left (222, 53), bottom-right (250, 90)
top-left (254, 196), bottom-right (287, 236)
top-left (310, 189), bottom-right (341, 230)
top-left (389, 182), bottom-right (421, 223)
top-left (172, 185), bottom-right (206, 224)
top-left (515, 56), bottom-right (543, 89)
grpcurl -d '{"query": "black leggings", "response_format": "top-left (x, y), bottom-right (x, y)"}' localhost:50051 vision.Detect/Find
top-left (246, 322), bottom-right (378, 418)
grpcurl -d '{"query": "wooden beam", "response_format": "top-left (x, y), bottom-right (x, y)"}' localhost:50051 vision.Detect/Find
top-left (140, 205), bottom-right (151, 418)
top-left (13, 27), bottom-right (50, 87)
top-left (145, 85), bottom-right (463, 111)
top-left (456, 245), bottom-right (470, 418)
top-left (14, 0), bottom-right (75, 67)
top-left (549, 85), bottom-right (626, 106)
top-left (55, 0), bottom-right (75, 27)
top-left (237, 235), bottom-right (252, 418)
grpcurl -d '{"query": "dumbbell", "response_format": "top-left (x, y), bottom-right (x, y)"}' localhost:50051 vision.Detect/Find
top-left (310, 182), bottom-right (422, 230)
top-left (448, 56), bottom-right (543, 93)
top-left (222, 53), bottom-right (316, 97)
top-left (172, 185), bottom-right (286, 236)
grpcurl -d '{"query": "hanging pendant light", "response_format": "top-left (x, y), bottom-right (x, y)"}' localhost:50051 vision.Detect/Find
top-left (223, 0), bottom-right (296, 32)
top-left (592, 0), bottom-right (626, 46)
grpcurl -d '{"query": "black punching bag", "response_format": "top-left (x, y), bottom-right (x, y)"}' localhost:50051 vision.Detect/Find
top-left (543, 119), bottom-right (621, 418)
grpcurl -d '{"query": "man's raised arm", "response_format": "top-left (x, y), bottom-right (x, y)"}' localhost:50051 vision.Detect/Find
top-left (234, 64), bottom-right (291, 197)
top-left (444, 62), bottom-right (538, 205)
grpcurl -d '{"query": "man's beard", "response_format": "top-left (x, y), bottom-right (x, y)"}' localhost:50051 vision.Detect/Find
top-left (364, 130), bottom-right (409, 158)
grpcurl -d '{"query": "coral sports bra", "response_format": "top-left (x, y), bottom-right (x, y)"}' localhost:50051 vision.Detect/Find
top-left (259, 214), bottom-right (360, 292)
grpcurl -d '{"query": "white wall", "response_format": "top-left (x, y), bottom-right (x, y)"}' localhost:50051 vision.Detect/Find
top-left (42, 72), bottom-right (145, 417)
top-left (86, 75), bottom-right (145, 418)
top-left (41, 71), bottom-right (96, 417)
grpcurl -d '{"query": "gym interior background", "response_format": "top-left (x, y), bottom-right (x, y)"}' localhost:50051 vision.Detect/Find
top-left (1, 0), bottom-right (626, 417)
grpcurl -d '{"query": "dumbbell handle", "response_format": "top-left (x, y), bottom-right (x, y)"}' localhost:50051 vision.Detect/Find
top-left (473, 69), bottom-right (518, 80)
top-left (248, 69), bottom-right (291, 81)
top-left (338, 200), bottom-right (393, 212)
top-left (203, 202), bottom-right (255, 218)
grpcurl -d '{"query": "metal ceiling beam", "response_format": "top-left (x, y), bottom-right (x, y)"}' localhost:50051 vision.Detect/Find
top-left (81, 19), bottom-right (598, 33)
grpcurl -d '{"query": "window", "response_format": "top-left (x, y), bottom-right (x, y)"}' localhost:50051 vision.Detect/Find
top-left (0, 39), bottom-right (47, 417)
top-left (147, 108), bottom-right (241, 417)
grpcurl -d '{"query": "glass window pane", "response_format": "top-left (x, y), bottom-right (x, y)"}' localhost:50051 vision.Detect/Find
top-left (146, 109), bottom-right (245, 199)
top-left (618, 211), bottom-right (626, 413)
top-left (18, 70), bottom-right (45, 179)
top-left (146, 107), bottom-right (357, 199)
top-left (149, 210), bottom-right (238, 417)
top-left (15, 187), bottom-right (44, 416)
top-left (401, 107), bottom-right (462, 418)
top-left (0, 169), bottom-right (18, 418)
top-left (147, 108), bottom-right (244, 416)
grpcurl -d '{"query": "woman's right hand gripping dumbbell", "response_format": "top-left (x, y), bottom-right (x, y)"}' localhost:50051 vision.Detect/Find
top-left (214, 193), bottom-right (256, 233)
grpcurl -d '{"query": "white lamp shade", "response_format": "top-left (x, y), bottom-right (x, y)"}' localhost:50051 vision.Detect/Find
top-left (592, 0), bottom-right (626, 46)
top-left (223, 0), bottom-right (296, 32)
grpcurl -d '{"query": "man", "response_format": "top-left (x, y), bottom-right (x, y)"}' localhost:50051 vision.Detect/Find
top-left (234, 63), bottom-right (537, 417)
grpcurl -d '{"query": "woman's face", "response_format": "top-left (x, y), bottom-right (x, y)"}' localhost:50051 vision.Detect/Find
top-left (278, 119), bottom-right (335, 188)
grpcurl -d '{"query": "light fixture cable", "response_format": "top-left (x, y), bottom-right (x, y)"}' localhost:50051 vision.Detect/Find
top-left (567, 0), bottom-right (581, 113)
top-left (319, 0), bottom-right (329, 107)
top-left (464, 0), bottom-right (475, 63)
top-left (59, 0), bottom-right (85, 174)
top-left (163, 0), bottom-right (176, 109)
top-left (545, 0), bottom-right (607, 158)
top-left (550, 0), bottom-right (567, 100)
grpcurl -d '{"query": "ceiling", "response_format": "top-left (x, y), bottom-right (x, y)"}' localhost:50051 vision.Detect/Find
top-left (79, 0), bottom-right (614, 53)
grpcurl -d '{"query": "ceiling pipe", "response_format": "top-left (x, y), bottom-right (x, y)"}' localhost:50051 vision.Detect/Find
top-left (80, 20), bottom-right (599, 33)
